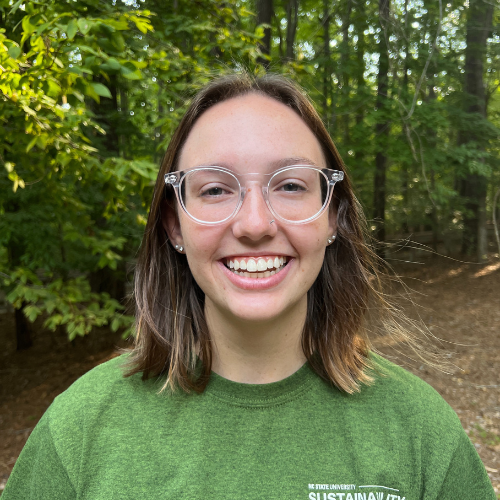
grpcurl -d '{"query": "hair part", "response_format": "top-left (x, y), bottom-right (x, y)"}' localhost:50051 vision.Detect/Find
top-left (125, 72), bottom-right (432, 394)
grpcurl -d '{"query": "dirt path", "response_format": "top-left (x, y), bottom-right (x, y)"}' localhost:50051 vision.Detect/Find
top-left (375, 257), bottom-right (500, 496)
top-left (0, 258), bottom-right (499, 496)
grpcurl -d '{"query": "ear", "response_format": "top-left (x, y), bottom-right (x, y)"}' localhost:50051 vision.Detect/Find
top-left (161, 199), bottom-right (183, 248)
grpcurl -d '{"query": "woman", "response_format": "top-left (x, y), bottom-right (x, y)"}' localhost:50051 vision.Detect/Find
top-left (3, 74), bottom-right (495, 499)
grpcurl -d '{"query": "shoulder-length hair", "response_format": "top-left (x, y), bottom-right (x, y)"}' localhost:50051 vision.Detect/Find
top-left (126, 73), bottom-right (399, 394)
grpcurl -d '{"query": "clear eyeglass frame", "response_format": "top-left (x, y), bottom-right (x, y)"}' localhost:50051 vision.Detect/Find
top-left (164, 164), bottom-right (344, 226)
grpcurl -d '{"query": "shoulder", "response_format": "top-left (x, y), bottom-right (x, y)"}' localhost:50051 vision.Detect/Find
top-left (49, 354), bottom-right (142, 414)
top-left (362, 353), bottom-right (459, 421)
top-left (45, 354), bottom-right (155, 455)
top-left (357, 354), bottom-right (466, 452)
top-left (367, 353), bottom-right (451, 401)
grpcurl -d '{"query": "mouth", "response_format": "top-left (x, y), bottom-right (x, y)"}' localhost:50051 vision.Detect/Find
top-left (223, 256), bottom-right (289, 279)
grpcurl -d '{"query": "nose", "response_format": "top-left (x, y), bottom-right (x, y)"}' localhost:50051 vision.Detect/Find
top-left (231, 184), bottom-right (277, 241)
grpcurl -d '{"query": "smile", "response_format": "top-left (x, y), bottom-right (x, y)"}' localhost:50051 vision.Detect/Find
top-left (224, 256), bottom-right (288, 279)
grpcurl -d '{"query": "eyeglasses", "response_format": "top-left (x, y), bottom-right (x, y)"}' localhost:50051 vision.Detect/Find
top-left (164, 165), bottom-right (344, 225)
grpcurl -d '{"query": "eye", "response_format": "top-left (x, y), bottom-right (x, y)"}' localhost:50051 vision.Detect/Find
top-left (199, 183), bottom-right (235, 198)
top-left (281, 182), bottom-right (304, 192)
top-left (276, 180), bottom-right (307, 193)
top-left (203, 186), bottom-right (226, 196)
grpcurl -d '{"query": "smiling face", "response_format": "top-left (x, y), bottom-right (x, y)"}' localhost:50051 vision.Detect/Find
top-left (163, 93), bottom-right (336, 327)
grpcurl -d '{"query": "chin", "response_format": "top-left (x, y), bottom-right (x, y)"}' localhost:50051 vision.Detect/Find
top-left (222, 296), bottom-right (303, 325)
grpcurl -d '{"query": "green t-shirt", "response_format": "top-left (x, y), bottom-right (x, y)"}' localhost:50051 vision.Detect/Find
top-left (2, 354), bottom-right (495, 500)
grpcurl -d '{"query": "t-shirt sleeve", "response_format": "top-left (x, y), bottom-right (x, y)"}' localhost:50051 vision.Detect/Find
top-left (2, 408), bottom-right (77, 500)
top-left (432, 428), bottom-right (496, 500)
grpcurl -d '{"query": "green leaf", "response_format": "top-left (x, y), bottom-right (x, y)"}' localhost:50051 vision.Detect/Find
top-left (21, 16), bottom-right (37, 45)
top-left (36, 134), bottom-right (48, 150)
top-left (110, 32), bottom-right (125, 52)
top-left (9, 0), bottom-right (23, 15)
top-left (8, 45), bottom-right (21, 60)
top-left (67, 19), bottom-right (78, 41)
top-left (22, 16), bottom-right (37, 35)
top-left (77, 18), bottom-right (92, 35)
top-left (84, 82), bottom-right (100, 103)
top-left (24, 305), bottom-right (41, 322)
top-left (132, 18), bottom-right (151, 35)
top-left (101, 57), bottom-right (122, 72)
top-left (120, 63), bottom-right (142, 80)
top-left (26, 136), bottom-right (38, 152)
top-left (68, 66), bottom-right (93, 76)
top-left (91, 82), bottom-right (112, 99)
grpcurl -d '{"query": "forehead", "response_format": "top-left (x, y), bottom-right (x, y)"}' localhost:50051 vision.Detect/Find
top-left (178, 93), bottom-right (326, 173)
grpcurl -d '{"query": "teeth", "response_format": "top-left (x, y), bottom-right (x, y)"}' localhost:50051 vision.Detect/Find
top-left (226, 256), bottom-right (288, 278)
top-left (246, 259), bottom-right (257, 272)
top-left (257, 258), bottom-right (267, 271)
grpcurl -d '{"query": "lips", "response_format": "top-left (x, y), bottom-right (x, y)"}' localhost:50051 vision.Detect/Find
top-left (218, 256), bottom-right (293, 290)
top-left (224, 255), bottom-right (288, 278)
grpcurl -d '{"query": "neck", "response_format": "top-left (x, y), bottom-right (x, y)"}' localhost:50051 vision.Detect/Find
top-left (205, 298), bottom-right (307, 384)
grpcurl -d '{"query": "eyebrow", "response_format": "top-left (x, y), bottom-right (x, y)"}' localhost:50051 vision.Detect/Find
top-left (269, 157), bottom-right (318, 169)
top-left (197, 157), bottom-right (319, 171)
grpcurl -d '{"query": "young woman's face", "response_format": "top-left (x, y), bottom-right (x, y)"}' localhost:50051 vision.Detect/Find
top-left (164, 93), bottom-right (336, 325)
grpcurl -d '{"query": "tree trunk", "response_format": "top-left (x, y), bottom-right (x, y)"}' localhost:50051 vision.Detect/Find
top-left (322, 0), bottom-right (331, 124)
top-left (119, 86), bottom-right (129, 159)
top-left (427, 81), bottom-right (439, 253)
top-left (275, 10), bottom-right (284, 59)
top-left (373, 0), bottom-right (390, 256)
top-left (341, 0), bottom-right (352, 144)
top-left (285, 0), bottom-right (299, 61)
top-left (401, 0), bottom-right (410, 234)
top-left (257, 0), bottom-right (273, 67)
top-left (353, 0), bottom-right (366, 167)
top-left (154, 81), bottom-right (164, 164)
top-left (16, 303), bottom-right (32, 350)
top-left (459, 0), bottom-right (493, 261)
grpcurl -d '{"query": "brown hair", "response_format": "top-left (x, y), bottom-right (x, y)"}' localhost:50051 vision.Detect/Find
top-left (126, 73), bottom-right (422, 393)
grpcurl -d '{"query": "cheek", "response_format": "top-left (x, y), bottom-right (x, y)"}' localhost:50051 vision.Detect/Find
top-left (292, 220), bottom-right (329, 256)
top-left (180, 215), bottom-right (221, 255)
top-left (181, 222), bottom-right (226, 278)
top-left (292, 230), bottom-right (327, 280)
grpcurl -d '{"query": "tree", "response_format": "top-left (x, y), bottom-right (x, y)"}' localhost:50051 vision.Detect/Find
top-left (257, 0), bottom-right (273, 66)
top-left (458, 0), bottom-right (494, 261)
top-left (0, 0), bottom-right (261, 346)
top-left (373, 0), bottom-right (391, 254)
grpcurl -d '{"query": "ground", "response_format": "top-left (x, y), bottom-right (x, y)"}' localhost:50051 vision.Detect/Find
top-left (0, 257), bottom-right (499, 496)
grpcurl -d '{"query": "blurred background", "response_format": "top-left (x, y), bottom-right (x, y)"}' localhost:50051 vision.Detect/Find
top-left (0, 0), bottom-right (499, 496)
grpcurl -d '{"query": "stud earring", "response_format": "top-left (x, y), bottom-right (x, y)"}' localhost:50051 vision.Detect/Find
top-left (327, 235), bottom-right (336, 245)
top-left (175, 244), bottom-right (184, 253)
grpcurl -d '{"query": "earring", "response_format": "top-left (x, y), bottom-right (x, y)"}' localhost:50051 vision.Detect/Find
top-left (175, 244), bottom-right (184, 253)
top-left (327, 235), bottom-right (336, 245)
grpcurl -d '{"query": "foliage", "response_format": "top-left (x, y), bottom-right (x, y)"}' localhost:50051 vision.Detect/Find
top-left (0, 0), bottom-right (261, 340)
top-left (0, 0), bottom-right (499, 343)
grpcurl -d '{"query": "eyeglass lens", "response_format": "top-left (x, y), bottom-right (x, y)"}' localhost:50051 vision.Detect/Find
top-left (179, 167), bottom-right (329, 223)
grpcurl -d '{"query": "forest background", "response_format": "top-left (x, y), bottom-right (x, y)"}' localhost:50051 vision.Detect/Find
top-left (0, 0), bottom-right (499, 348)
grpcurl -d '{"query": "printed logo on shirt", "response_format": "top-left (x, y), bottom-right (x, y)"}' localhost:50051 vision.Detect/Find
top-left (307, 483), bottom-right (405, 500)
